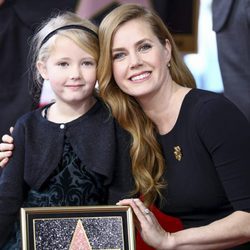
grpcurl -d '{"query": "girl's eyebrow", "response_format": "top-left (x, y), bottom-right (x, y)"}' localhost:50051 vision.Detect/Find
top-left (56, 57), bottom-right (70, 60)
top-left (56, 56), bottom-right (95, 60)
top-left (112, 38), bottom-right (151, 52)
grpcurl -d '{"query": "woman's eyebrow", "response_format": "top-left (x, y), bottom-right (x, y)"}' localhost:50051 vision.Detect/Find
top-left (112, 38), bottom-right (150, 52)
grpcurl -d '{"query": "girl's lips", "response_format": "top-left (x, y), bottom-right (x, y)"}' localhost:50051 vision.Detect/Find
top-left (65, 84), bottom-right (85, 90)
top-left (130, 72), bottom-right (151, 82)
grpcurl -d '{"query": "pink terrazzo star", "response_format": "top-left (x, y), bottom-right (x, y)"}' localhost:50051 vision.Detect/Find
top-left (69, 220), bottom-right (92, 250)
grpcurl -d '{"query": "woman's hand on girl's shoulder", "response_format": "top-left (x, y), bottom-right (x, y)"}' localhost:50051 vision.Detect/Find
top-left (0, 127), bottom-right (14, 168)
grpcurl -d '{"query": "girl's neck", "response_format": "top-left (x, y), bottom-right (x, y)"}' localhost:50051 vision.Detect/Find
top-left (44, 97), bottom-right (96, 123)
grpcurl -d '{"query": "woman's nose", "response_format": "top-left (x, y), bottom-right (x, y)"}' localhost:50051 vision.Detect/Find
top-left (129, 52), bottom-right (143, 69)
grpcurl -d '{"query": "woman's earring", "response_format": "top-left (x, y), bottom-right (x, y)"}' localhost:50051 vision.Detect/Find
top-left (167, 62), bottom-right (171, 68)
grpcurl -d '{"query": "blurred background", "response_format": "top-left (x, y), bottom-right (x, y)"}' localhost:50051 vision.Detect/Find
top-left (184, 0), bottom-right (223, 93)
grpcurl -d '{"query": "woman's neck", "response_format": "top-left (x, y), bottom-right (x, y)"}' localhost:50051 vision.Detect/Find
top-left (137, 81), bottom-right (190, 135)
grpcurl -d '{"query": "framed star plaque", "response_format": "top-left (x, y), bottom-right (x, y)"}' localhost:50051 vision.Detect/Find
top-left (20, 205), bottom-right (135, 250)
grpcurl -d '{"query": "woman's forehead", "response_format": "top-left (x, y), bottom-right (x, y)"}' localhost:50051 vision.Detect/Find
top-left (112, 19), bottom-right (155, 47)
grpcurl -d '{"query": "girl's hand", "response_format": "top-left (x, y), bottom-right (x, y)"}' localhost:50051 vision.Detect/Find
top-left (117, 198), bottom-right (172, 249)
top-left (0, 127), bottom-right (14, 168)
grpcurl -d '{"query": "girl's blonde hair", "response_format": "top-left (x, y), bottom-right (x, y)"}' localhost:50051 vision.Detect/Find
top-left (29, 11), bottom-right (99, 102)
top-left (98, 4), bottom-right (196, 206)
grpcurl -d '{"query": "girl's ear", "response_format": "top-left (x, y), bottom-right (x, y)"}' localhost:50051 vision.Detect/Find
top-left (36, 60), bottom-right (48, 80)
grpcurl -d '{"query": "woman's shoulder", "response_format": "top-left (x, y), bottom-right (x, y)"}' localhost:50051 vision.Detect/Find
top-left (187, 88), bottom-right (225, 104)
top-left (187, 89), bottom-right (249, 130)
top-left (185, 88), bottom-right (242, 114)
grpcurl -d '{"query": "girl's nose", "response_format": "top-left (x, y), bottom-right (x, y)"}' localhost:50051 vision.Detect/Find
top-left (70, 66), bottom-right (81, 80)
top-left (70, 75), bottom-right (81, 81)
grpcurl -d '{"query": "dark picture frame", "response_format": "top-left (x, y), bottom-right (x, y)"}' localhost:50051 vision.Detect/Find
top-left (21, 205), bottom-right (135, 250)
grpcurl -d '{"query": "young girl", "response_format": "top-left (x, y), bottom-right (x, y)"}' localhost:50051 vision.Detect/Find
top-left (0, 12), bottom-right (133, 248)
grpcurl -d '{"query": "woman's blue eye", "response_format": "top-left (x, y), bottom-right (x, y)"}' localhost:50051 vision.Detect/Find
top-left (113, 53), bottom-right (125, 60)
top-left (139, 43), bottom-right (152, 52)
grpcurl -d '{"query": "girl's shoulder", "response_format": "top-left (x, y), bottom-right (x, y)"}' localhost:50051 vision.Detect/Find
top-left (13, 106), bottom-right (44, 126)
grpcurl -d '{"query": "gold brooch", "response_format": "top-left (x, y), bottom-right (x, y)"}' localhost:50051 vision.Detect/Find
top-left (174, 146), bottom-right (182, 161)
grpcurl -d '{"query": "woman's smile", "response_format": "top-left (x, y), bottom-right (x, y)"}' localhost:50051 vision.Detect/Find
top-left (129, 71), bottom-right (151, 82)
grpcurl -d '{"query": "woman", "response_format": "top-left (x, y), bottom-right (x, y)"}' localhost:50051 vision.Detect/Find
top-left (97, 4), bottom-right (250, 249)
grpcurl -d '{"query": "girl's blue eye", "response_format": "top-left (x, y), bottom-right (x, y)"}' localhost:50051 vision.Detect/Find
top-left (83, 61), bottom-right (95, 66)
top-left (81, 59), bottom-right (97, 67)
top-left (58, 62), bottom-right (68, 67)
